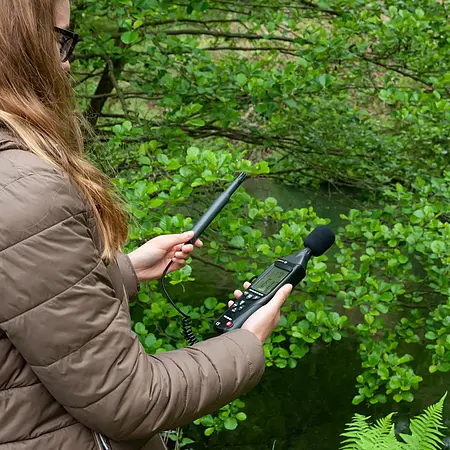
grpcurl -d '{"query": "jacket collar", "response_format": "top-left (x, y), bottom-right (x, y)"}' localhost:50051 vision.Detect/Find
top-left (0, 128), bottom-right (25, 152)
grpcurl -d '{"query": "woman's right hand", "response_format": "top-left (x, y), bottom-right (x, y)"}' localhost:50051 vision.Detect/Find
top-left (230, 282), bottom-right (293, 343)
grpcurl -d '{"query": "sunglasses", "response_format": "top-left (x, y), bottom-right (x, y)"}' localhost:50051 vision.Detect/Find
top-left (55, 27), bottom-right (79, 63)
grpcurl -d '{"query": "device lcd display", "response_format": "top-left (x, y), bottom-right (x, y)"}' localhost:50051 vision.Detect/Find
top-left (251, 265), bottom-right (290, 295)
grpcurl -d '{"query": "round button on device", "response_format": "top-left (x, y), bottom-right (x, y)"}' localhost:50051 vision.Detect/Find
top-left (226, 321), bottom-right (233, 327)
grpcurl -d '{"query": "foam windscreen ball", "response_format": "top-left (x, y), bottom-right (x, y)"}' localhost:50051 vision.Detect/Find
top-left (304, 225), bottom-right (335, 256)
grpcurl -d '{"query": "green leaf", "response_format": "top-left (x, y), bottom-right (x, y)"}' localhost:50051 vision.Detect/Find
top-left (248, 208), bottom-right (259, 219)
top-left (318, 74), bottom-right (327, 87)
top-left (398, 255), bottom-right (408, 264)
top-left (149, 198), bottom-right (164, 208)
top-left (204, 297), bottom-right (218, 310)
top-left (378, 366), bottom-right (389, 380)
top-left (431, 240), bottom-right (445, 254)
top-left (236, 413), bottom-right (247, 421)
top-left (265, 197), bottom-right (278, 208)
top-left (157, 154), bottom-right (169, 165)
top-left (402, 392), bottom-right (414, 402)
top-left (204, 427), bottom-right (215, 436)
top-left (331, 331), bottom-right (342, 341)
top-left (298, 57), bottom-right (308, 68)
top-left (121, 31), bottom-right (139, 44)
top-left (389, 377), bottom-right (401, 389)
top-left (135, 0), bottom-right (157, 8)
top-left (188, 119), bottom-right (205, 127)
top-left (236, 73), bottom-right (248, 86)
top-left (135, 322), bottom-right (147, 335)
top-left (257, 244), bottom-right (270, 254)
top-left (438, 363), bottom-right (450, 372)
top-left (138, 292), bottom-right (150, 303)
top-left (415, 8), bottom-right (425, 18)
top-left (145, 334), bottom-right (157, 347)
top-left (376, 303), bottom-right (389, 314)
top-left (186, 147), bottom-right (200, 162)
top-left (352, 395), bottom-right (365, 405)
top-left (379, 292), bottom-right (393, 302)
top-left (224, 418), bottom-right (238, 430)
top-left (167, 159), bottom-right (181, 170)
top-left (231, 236), bottom-right (245, 247)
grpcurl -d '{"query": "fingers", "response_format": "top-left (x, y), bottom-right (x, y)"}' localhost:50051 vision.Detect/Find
top-left (266, 284), bottom-right (292, 311)
top-left (231, 282), bottom-right (251, 300)
top-left (181, 231), bottom-right (203, 247)
top-left (172, 241), bottom-right (201, 263)
top-left (228, 300), bottom-right (235, 307)
top-left (161, 231), bottom-right (195, 248)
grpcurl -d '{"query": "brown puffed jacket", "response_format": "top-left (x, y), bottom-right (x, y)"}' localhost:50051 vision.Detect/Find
top-left (0, 133), bottom-right (265, 450)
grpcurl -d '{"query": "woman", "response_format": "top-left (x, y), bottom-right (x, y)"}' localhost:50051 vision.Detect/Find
top-left (0, 1), bottom-right (292, 449)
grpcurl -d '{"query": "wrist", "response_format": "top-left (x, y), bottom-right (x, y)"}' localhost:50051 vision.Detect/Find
top-left (127, 251), bottom-right (145, 282)
top-left (116, 252), bottom-right (141, 297)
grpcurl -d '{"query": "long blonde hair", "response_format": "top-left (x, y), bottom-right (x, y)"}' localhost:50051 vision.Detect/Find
top-left (0, 0), bottom-right (128, 261)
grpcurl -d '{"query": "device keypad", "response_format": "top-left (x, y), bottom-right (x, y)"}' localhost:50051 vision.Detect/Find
top-left (215, 289), bottom-right (264, 332)
top-left (243, 290), bottom-right (263, 300)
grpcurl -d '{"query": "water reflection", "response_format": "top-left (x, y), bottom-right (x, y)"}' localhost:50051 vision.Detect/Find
top-left (188, 336), bottom-right (450, 449)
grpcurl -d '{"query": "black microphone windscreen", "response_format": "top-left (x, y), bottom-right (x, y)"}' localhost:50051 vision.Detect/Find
top-left (304, 225), bottom-right (335, 256)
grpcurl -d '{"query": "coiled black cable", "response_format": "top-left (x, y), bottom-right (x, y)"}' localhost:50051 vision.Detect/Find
top-left (160, 260), bottom-right (199, 345)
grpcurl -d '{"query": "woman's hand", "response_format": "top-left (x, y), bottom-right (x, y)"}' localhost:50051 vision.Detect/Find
top-left (228, 282), bottom-right (292, 343)
top-left (127, 231), bottom-right (202, 282)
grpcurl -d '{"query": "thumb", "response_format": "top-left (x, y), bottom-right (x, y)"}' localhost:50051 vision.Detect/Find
top-left (266, 284), bottom-right (292, 311)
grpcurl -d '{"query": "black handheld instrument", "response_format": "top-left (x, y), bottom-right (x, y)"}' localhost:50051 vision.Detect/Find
top-left (214, 225), bottom-right (335, 334)
top-left (186, 172), bottom-right (247, 245)
top-left (161, 172), bottom-right (248, 345)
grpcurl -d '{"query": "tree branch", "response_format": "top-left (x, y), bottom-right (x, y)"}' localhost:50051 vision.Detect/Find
top-left (84, 37), bottom-right (127, 126)
top-left (191, 255), bottom-right (234, 273)
top-left (215, 0), bottom-right (341, 16)
top-left (203, 45), bottom-right (298, 56)
top-left (150, 29), bottom-right (310, 45)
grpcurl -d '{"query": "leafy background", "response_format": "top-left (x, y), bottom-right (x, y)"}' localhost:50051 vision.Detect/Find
top-left (70, 0), bottom-right (450, 447)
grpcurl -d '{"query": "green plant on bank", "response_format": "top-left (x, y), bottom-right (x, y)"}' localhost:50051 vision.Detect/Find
top-left (70, 0), bottom-right (450, 442)
top-left (338, 175), bottom-right (450, 407)
top-left (120, 135), bottom-right (450, 436)
top-left (340, 394), bottom-right (447, 449)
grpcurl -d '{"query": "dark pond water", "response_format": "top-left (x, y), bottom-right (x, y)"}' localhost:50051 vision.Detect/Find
top-left (164, 178), bottom-right (450, 448)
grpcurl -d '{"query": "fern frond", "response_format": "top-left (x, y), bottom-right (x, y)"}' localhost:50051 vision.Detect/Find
top-left (373, 413), bottom-right (397, 437)
top-left (399, 393), bottom-right (447, 450)
top-left (340, 414), bottom-right (372, 449)
top-left (340, 394), bottom-right (448, 450)
top-left (340, 413), bottom-right (401, 450)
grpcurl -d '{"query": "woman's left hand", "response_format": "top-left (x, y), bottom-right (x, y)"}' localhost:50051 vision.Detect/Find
top-left (127, 231), bottom-right (203, 282)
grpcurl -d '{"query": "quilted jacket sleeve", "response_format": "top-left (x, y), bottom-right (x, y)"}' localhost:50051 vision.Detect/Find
top-left (0, 153), bottom-right (265, 441)
top-left (116, 252), bottom-right (141, 300)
